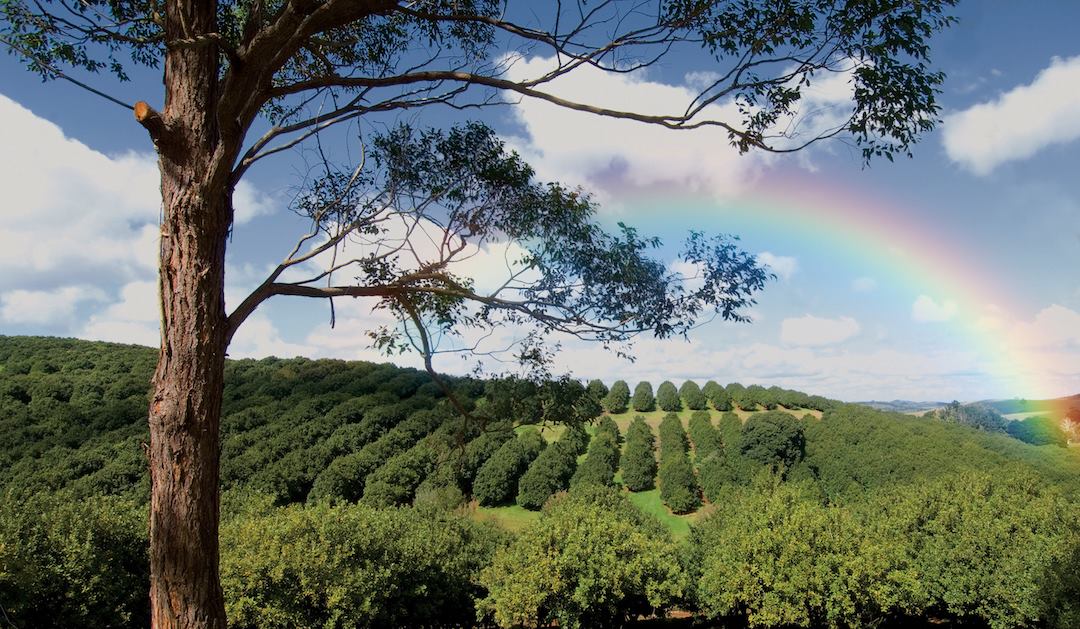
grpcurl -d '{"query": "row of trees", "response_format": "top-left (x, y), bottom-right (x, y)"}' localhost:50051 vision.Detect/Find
top-left (517, 427), bottom-right (590, 510)
top-left (622, 417), bottom-right (659, 492)
top-left (595, 379), bottom-right (834, 414)
top-left (658, 413), bottom-right (702, 513)
top-left (570, 419), bottom-right (622, 488)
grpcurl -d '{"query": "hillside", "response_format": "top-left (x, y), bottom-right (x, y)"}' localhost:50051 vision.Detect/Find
top-left (3, 335), bottom-right (1080, 628)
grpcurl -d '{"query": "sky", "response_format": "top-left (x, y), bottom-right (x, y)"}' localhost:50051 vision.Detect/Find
top-left (1, 1), bottom-right (1078, 402)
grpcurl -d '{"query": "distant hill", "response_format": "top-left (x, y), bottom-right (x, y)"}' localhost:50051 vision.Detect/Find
top-left (856, 400), bottom-right (947, 414)
top-left (983, 395), bottom-right (1080, 418)
top-left (3, 334), bottom-right (1078, 508)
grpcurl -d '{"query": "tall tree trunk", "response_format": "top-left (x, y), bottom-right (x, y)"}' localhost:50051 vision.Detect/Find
top-left (147, 1), bottom-right (229, 627)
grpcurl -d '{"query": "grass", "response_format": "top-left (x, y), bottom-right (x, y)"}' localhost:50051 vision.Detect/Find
top-left (470, 503), bottom-right (541, 533)
top-left (625, 488), bottom-right (701, 540)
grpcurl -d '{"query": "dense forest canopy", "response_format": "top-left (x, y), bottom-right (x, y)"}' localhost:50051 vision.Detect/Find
top-left (2, 335), bottom-right (1079, 627)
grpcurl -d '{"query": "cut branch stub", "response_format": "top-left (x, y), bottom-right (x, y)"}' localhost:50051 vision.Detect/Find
top-left (134, 101), bottom-right (170, 146)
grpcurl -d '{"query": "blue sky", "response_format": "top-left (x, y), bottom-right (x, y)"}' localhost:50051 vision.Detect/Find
top-left (1, 2), bottom-right (1078, 401)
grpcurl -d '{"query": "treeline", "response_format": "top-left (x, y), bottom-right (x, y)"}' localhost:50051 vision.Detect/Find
top-left (594, 377), bottom-right (835, 414)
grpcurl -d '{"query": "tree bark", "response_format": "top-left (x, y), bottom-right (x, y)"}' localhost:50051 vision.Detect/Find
top-left (147, 1), bottom-right (230, 627)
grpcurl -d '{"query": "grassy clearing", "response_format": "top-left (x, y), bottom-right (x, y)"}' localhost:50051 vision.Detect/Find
top-left (625, 488), bottom-right (700, 540)
top-left (470, 503), bottom-right (541, 533)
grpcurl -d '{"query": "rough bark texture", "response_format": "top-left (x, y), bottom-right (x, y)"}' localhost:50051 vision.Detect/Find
top-left (148, 1), bottom-right (230, 627)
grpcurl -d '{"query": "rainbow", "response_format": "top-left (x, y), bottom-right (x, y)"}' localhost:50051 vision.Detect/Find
top-left (609, 169), bottom-right (1069, 401)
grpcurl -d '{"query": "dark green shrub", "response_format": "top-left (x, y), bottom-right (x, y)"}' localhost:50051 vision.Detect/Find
top-left (718, 411), bottom-right (742, 448)
top-left (680, 380), bottom-right (707, 410)
top-left (727, 382), bottom-right (751, 410)
top-left (658, 451), bottom-right (700, 513)
top-left (632, 381), bottom-right (655, 412)
top-left (688, 411), bottom-right (721, 461)
top-left (362, 435), bottom-right (440, 507)
top-left (622, 416), bottom-right (658, 492)
top-left (586, 379), bottom-right (608, 403)
top-left (517, 431), bottom-right (582, 510)
top-left (704, 381), bottom-right (732, 411)
top-left (308, 408), bottom-right (447, 502)
top-left (560, 424), bottom-right (591, 456)
top-left (602, 380), bottom-right (630, 414)
top-left (659, 412), bottom-right (688, 454)
top-left (656, 381), bottom-right (681, 412)
top-left (596, 415), bottom-right (622, 444)
top-left (473, 429), bottom-right (546, 506)
top-left (571, 431), bottom-right (620, 487)
top-left (740, 411), bottom-right (805, 472)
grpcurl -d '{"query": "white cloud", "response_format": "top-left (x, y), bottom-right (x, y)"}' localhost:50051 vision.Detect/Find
top-left (80, 281), bottom-right (160, 346)
top-left (912, 295), bottom-right (958, 322)
top-left (942, 55), bottom-right (1080, 175)
top-left (230, 312), bottom-right (317, 359)
top-left (503, 58), bottom-right (859, 206)
top-left (668, 259), bottom-right (706, 292)
top-left (503, 57), bottom-right (766, 204)
top-left (1009, 304), bottom-right (1080, 349)
top-left (0, 286), bottom-right (107, 324)
top-left (0, 92), bottom-right (271, 292)
top-left (756, 252), bottom-right (798, 280)
top-left (780, 315), bottom-right (860, 346)
top-left (852, 277), bottom-right (877, 292)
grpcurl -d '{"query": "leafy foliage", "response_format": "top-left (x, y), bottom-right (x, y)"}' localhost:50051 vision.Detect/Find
top-left (479, 485), bottom-right (685, 629)
top-left (656, 381), bottom-right (681, 412)
top-left (516, 428), bottom-right (587, 510)
top-left (586, 379), bottom-right (608, 404)
top-left (0, 492), bottom-right (149, 629)
top-left (472, 428), bottom-right (546, 506)
top-left (1008, 415), bottom-right (1069, 447)
top-left (632, 381), bottom-right (655, 412)
top-left (602, 380), bottom-right (631, 414)
top-left (622, 416), bottom-right (659, 492)
top-left (680, 380), bottom-right (707, 410)
top-left (220, 498), bottom-right (504, 628)
top-left (571, 431), bottom-right (620, 488)
top-left (658, 413), bottom-right (701, 513)
top-left (739, 410), bottom-right (806, 472)
top-left (928, 401), bottom-right (1008, 432)
top-left (704, 380), bottom-right (732, 411)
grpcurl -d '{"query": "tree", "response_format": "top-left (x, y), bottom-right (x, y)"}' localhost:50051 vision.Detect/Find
top-left (1, 2), bottom-right (958, 624)
top-left (570, 431), bottom-right (620, 487)
top-left (740, 411), bottom-right (806, 472)
top-left (517, 427), bottom-right (586, 509)
top-left (479, 486), bottom-right (684, 628)
top-left (633, 382), bottom-right (656, 413)
top-left (680, 381), bottom-right (707, 411)
top-left (472, 429), bottom-right (546, 506)
top-left (726, 383), bottom-right (750, 411)
top-left (704, 381), bottom-right (732, 412)
top-left (656, 381), bottom-right (681, 412)
top-left (622, 416), bottom-right (658, 492)
top-left (603, 380), bottom-right (631, 415)
top-left (586, 380), bottom-right (609, 404)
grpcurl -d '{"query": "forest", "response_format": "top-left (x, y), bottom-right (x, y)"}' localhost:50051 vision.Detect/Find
top-left (1, 335), bottom-right (1079, 628)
